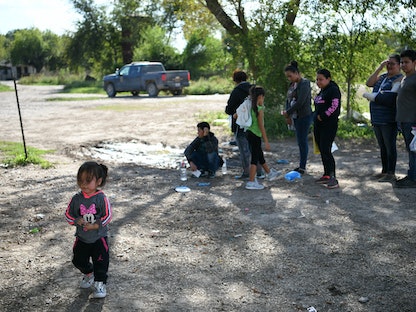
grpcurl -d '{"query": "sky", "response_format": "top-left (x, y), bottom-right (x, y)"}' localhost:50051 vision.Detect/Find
top-left (0, 0), bottom-right (108, 35)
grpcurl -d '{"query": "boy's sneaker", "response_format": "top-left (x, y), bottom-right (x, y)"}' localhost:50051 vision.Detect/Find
top-left (266, 168), bottom-right (280, 181)
top-left (315, 175), bottom-right (330, 184)
top-left (80, 273), bottom-right (94, 289)
top-left (92, 281), bottom-right (107, 298)
top-left (245, 180), bottom-right (265, 190)
top-left (325, 177), bottom-right (339, 189)
top-left (294, 167), bottom-right (306, 174)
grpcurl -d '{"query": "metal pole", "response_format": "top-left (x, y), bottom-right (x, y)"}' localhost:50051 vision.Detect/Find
top-left (13, 79), bottom-right (28, 160)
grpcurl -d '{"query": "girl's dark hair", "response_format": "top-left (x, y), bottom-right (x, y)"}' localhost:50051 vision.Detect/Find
top-left (77, 161), bottom-right (108, 187)
top-left (284, 60), bottom-right (299, 73)
top-left (316, 68), bottom-right (331, 79)
top-left (250, 85), bottom-right (265, 117)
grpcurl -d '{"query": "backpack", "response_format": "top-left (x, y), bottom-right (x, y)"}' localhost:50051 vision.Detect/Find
top-left (236, 97), bottom-right (252, 130)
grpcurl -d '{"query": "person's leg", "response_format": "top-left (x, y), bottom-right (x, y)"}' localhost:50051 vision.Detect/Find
top-left (235, 128), bottom-right (251, 175)
top-left (190, 151), bottom-right (206, 171)
top-left (246, 131), bottom-right (262, 182)
top-left (380, 123), bottom-right (398, 174)
top-left (92, 237), bottom-right (109, 284)
top-left (400, 122), bottom-right (416, 180)
top-left (72, 238), bottom-right (93, 275)
top-left (294, 114), bottom-right (312, 170)
top-left (373, 125), bottom-right (388, 174)
top-left (206, 152), bottom-right (220, 173)
top-left (318, 120), bottom-right (338, 177)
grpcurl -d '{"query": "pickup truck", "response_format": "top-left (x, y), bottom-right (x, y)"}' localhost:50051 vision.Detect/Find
top-left (103, 62), bottom-right (190, 97)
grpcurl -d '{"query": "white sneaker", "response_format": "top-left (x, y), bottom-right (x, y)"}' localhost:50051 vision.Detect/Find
top-left (80, 273), bottom-right (94, 289)
top-left (266, 168), bottom-right (280, 181)
top-left (245, 180), bottom-right (265, 190)
top-left (92, 281), bottom-right (107, 298)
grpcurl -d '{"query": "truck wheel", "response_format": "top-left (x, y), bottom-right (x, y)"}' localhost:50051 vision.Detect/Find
top-left (106, 83), bottom-right (116, 97)
top-left (171, 89), bottom-right (183, 96)
top-left (146, 83), bottom-right (159, 97)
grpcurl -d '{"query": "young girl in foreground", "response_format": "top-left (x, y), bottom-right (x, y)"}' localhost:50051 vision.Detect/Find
top-left (65, 161), bottom-right (112, 298)
top-left (244, 86), bottom-right (280, 190)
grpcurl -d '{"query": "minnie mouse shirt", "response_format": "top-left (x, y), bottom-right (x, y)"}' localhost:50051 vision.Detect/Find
top-left (65, 190), bottom-right (112, 244)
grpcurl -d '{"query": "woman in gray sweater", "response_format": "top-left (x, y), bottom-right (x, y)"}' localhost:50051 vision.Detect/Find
top-left (283, 61), bottom-right (313, 174)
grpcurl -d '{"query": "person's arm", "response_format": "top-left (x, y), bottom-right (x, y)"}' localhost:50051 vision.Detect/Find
top-left (286, 80), bottom-right (311, 116)
top-left (258, 107), bottom-right (270, 151)
top-left (366, 60), bottom-right (388, 87)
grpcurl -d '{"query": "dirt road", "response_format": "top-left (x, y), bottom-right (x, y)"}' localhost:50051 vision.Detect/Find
top-left (0, 83), bottom-right (415, 312)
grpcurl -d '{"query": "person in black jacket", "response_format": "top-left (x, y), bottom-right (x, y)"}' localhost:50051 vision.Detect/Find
top-left (184, 122), bottom-right (222, 178)
top-left (225, 70), bottom-right (263, 179)
top-left (313, 69), bottom-right (341, 189)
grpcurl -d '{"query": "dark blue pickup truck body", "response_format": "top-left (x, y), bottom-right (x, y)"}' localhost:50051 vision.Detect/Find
top-left (103, 62), bottom-right (190, 97)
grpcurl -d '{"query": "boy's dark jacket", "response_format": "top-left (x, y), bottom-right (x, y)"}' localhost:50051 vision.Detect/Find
top-left (184, 132), bottom-right (222, 164)
top-left (225, 81), bottom-right (251, 133)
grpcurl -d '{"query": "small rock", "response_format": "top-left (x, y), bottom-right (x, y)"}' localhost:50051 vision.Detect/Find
top-left (358, 296), bottom-right (369, 303)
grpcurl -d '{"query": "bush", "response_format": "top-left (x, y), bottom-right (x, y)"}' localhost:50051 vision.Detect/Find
top-left (184, 76), bottom-right (233, 95)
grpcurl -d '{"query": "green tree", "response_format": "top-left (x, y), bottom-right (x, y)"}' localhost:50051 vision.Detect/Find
top-left (9, 28), bottom-right (46, 73)
top-left (182, 28), bottom-right (231, 79)
top-left (67, 0), bottom-right (116, 74)
top-left (303, 0), bottom-right (400, 118)
top-left (0, 35), bottom-right (9, 61)
top-left (133, 25), bottom-right (180, 68)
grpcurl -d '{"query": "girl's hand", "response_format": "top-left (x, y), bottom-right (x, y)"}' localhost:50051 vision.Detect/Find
top-left (264, 142), bottom-right (271, 151)
top-left (83, 223), bottom-right (99, 231)
top-left (76, 218), bottom-right (86, 226)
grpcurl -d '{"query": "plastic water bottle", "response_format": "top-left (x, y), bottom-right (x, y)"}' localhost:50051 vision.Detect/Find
top-left (180, 160), bottom-right (187, 181)
top-left (284, 170), bottom-right (301, 181)
top-left (222, 157), bottom-right (227, 175)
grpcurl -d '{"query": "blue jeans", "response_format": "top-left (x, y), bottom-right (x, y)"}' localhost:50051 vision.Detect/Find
top-left (293, 114), bottom-right (313, 169)
top-left (235, 128), bottom-right (251, 174)
top-left (373, 123), bottom-right (397, 174)
top-left (190, 151), bottom-right (220, 173)
top-left (235, 127), bottom-right (263, 174)
top-left (399, 122), bottom-right (416, 180)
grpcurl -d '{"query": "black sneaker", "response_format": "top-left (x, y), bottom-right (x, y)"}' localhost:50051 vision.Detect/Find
top-left (325, 177), bottom-right (339, 189)
top-left (294, 167), bottom-right (306, 174)
top-left (394, 176), bottom-right (416, 188)
top-left (378, 174), bottom-right (396, 183)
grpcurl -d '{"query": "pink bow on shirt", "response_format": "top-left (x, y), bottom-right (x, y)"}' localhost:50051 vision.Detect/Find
top-left (80, 204), bottom-right (97, 215)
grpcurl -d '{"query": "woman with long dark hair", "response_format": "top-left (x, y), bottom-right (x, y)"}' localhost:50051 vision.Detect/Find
top-left (313, 69), bottom-right (341, 189)
top-left (283, 61), bottom-right (313, 174)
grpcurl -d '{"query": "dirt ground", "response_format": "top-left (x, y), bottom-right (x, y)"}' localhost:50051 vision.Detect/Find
top-left (0, 83), bottom-right (415, 312)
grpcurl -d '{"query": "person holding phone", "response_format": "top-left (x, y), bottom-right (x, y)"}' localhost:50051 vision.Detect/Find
top-left (184, 122), bottom-right (222, 178)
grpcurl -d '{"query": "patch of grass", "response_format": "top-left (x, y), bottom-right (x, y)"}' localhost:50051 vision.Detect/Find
top-left (337, 119), bottom-right (374, 139)
top-left (185, 76), bottom-right (233, 95)
top-left (93, 104), bottom-right (154, 111)
top-left (0, 83), bottom-right (13, 92)
top-left (62, 81), bottom-right (104, 94)
top-left (46, 96), bottom-right (104, 102)
top-left (0, 141), bottom-right (54, 168)
top-left (196, 111), bottom-right (230, 131)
